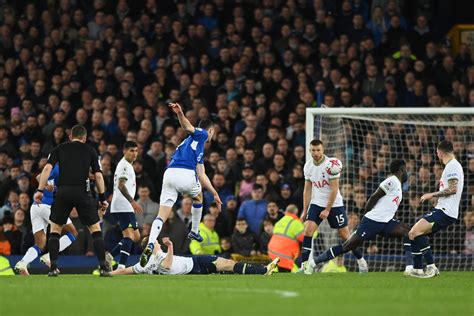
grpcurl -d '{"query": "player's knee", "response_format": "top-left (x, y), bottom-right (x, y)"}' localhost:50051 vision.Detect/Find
top-left (131, 230), bottom-right (140, 242)
top-left (304, 221), bottom-right (316, 235)
top-left (408, 229), bottom-right (419, 240)
top-left (192, 194), bottom-right (202, 204)
top-left (338, 228), bottom-right (350, 240)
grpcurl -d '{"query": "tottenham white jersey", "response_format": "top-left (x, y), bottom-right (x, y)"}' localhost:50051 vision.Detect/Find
top-left (111, 158), bottom-right (136, 213)
top-left (132, 250), bottom-right (194, 275)
top-left (304, 156), bottom-right (343, 208)
top-left (365, 175), bottom-right (402, 223)
top-left (435, 159), bottom-right (464, 219)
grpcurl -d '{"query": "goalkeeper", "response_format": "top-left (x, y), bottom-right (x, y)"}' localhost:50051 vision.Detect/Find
top-left (312, 160), bottom-right (410, 268)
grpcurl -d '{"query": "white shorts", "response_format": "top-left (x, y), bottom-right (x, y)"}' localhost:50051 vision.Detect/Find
top-left (30, 204), bottom-right (72, 234)
top-left (160, 168), bottom-right (201, 207)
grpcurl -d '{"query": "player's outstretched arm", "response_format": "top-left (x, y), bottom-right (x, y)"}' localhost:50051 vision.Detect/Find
top-left (111, 267), bottom-right (135, 275)
top-left (169, 103), bottom-right (195, 134)
top-left (196, 163), bottom-right (222, 210)
top-left (420, 179), bottom-right (458, 202)
top-left (364, 188), bottom-right (386, 213)
top-left (160, 238), bottom-right (174, 270)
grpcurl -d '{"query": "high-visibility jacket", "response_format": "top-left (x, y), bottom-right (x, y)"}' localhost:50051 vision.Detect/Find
top-left (321, 259), bottom-right (347, 273)
top-left (190, 223), bottom-right (221, 255)
top-left (268, 212), bottom-right (304, 270)
top-left (0, 256), bottom-right (14, 276)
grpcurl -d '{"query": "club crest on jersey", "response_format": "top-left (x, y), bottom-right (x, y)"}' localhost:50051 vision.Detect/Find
top-left (313, 179), bottom-right (330, 188)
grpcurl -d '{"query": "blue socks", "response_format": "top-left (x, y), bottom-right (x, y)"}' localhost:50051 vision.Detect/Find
top-left (403, 236), bottom-right (414, 266)
top-left (233, 262), bottom-right (266, 275)
top-left (301, 236), bottom-right (312, 262)
top-left (314, 244), bottom-right (343, 264)
top-left (351, 248), bottom-right (363, 260)
top-left (411, 235), bottom-right (433, 269)
top-left (119, 237), bottom-right (133, 266)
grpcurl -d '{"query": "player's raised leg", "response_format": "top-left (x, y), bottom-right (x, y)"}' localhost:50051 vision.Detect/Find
top-left (141, 204), bottom-right (173, 266)
top-left (337, 226), bottom-right (367, 273)
top-left (189, 192), bottom-right (204, 241)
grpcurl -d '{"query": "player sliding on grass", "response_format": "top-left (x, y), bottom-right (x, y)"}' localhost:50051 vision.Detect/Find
top-left (114, 237), bottom-right (279, 276)
top-left (300, 139), bottom-right (367, 274)
top-left (15, 164), bottom-right (77, 275)
top-left (312, 160), bottom-right (409, 271)
top-left (140, 103), bottom-right (222, 267)
top-left (407, 140), bottom-right (464, 278)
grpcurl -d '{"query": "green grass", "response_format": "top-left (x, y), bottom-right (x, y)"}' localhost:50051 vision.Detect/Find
top-left (1, 273), bottom-right (473, 316)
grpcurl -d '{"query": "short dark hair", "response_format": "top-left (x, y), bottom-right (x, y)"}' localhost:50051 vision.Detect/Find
top-left (198, 119), bottom-right (214, 130)
top-left (252, 183), bottom-right (263, 191)
top-left (236, 218), bottom-right (247, 223)
top-left (310, 139), bottom-right (323, 146)
top-left (71, 125), bottom-right (87, 139)
top-left (437, 140), bottom-right (453, 153)
top-left (389, 159), bottom-right (406, 174)
top-left (124, 141), bottom-right (138, 149)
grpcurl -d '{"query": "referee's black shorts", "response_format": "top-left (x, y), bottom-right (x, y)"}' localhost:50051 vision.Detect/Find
top-left (50, 185), bottom-right (99, 226)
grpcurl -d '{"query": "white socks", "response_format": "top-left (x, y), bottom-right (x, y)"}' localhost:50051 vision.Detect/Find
top-left (191, 203), bottom-right (203, 233)
top-left (148, 217), bottom-right (164, 246)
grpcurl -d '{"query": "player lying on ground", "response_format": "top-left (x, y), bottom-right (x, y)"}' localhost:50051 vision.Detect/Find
top-left (15, 164), bottom-right (77, 275)
top-left (114, 237), bottom-right (279, 276)
top-left (312, 159), bottom-right (409, 271)
top-left (300, 139), bottom-right (367, 274)
top-left (140, 102), bottom-right (222, 267)
top-left (407, 140), bottom-right (464, 278)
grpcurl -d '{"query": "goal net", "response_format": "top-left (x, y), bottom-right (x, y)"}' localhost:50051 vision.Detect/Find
top-left (306, 107), bottom-right (474, 272)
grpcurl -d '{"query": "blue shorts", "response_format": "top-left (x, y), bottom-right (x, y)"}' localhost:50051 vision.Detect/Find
top-left (190, 255), bottom-right (218, 274)
top-left (355, 216), bottom-right (401, 241)
top-left (422, 208), bottom-right (457, 234)
top-left (113, 213), bottom-right (138, 231)
top-left (306, 204), bottom-right (347, 228)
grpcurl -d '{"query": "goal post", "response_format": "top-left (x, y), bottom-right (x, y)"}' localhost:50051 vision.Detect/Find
top-left (305, 107), bottom-right (474, 272)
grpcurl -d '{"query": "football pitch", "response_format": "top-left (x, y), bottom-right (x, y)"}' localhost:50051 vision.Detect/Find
top-left (1, 273), bottom-right (472, 316)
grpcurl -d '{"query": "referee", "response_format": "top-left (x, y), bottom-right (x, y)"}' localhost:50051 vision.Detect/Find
top-left (34, 125), bottom-right (111, 277)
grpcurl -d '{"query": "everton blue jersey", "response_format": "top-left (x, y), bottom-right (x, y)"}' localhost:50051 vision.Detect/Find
top-left (168, 128), bottom-right (208, 170)
top-left (42, 164), bottom-right (59, 206)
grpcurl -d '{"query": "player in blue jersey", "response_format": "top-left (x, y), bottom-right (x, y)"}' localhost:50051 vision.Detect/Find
top-left (140, 103), bottom-right (222, 267)
top-left (14, 164), bottom-right (78, 275)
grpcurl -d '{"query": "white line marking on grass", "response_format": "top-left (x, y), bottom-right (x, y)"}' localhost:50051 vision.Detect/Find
top-left (216, 288), bottom-right (299, 298)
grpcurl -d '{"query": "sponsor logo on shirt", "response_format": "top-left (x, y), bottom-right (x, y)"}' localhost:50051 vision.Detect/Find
top-left (313, 180), bottom-right (330, 188)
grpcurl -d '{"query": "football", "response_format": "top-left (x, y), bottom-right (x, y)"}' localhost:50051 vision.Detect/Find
top-left (326, 158), bottom-right (343, 175)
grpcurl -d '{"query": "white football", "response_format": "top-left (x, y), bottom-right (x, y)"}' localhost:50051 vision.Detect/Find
top-left (325, 158), bottom-right (343, 175)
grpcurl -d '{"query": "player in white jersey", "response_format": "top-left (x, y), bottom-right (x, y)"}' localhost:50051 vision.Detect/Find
top-left (112, 237), bottom-right (279, 276)
top-left (407, 140), bottom-right (464, 278)
top-left (312, 160), bottom-right (410, 268)
top-left (108, 141), bottom-right (143, 269)
top-left (300, 139), bottom-right (367, 274)
top-left (14, 164), bottom-right (77, 275)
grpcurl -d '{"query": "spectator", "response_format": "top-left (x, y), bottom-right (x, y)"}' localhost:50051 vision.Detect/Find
top-left (259, 219), bottom-right (274, 255)
top-left (265, 201), bottom-right (285, 226)
top-left (231, 218), bottom-right (259, 257)
top-left (136, 186), bottom-right (159, 229)
top-left (237, 184), bottom-right (268, 235)
top-left (176, 196), bottom-right (192, 229)
top-left (189, 214), bottom-right (221, 255)
top-left (158, 210), bottom-right (189, 255)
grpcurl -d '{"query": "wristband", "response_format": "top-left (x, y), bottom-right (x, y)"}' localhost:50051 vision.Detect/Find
top-left (36, 189), bottom-right (44, 193)
top-left (98, 193), bottom-right (106, 202)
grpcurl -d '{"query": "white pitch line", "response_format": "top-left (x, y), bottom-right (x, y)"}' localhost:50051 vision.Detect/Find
top-left (215, 287), bottom-right (299, 298)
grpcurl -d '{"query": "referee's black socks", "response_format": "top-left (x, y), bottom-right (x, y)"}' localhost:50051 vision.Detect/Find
top-left (92, 231), bottom-right (107, 270)
top-left (48, 233), bottom-right (61, 271)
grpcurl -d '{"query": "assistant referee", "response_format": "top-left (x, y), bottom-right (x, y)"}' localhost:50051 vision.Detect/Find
top-left (34, 125), bottom-right (111, 277)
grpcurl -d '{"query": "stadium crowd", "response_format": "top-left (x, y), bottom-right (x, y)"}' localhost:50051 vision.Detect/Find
top-left (0, 0), bottom-right (472, 263)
